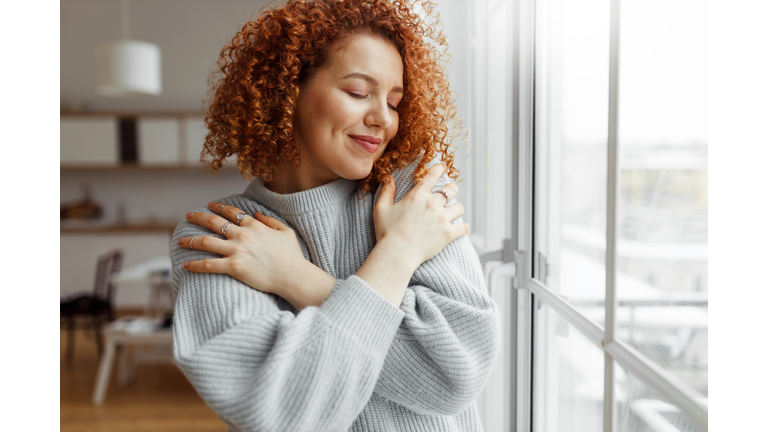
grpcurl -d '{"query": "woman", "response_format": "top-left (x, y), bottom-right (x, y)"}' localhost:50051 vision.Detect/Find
top-left (171, 1), bottom-right (499, 431)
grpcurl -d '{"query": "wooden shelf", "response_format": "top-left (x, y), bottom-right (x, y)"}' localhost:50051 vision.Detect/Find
top-left (60, 164), bottom-right (239, 172)
top-left (60, 111), bottom-right (205, 118)
top-left (60, 221), bottom-right (179, 234)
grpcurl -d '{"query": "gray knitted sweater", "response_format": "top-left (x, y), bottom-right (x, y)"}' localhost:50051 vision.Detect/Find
top-left (171, 161), bottom-right (500, 432)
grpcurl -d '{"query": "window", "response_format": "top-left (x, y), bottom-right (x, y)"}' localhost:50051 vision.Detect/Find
top-left (527, 0), bottom-right (708, 430)
top-left (466, 0), bottom-right (707, 430)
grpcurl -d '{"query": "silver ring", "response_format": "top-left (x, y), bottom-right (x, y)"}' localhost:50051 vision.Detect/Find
top-left (221, 221), bottom-right (232, 235)
top-left (189, 237), bottom-right (195, 249)
top-left (218, 204), bottom-right (226, 214)
top-left (437, 189), bottom-right (450, 204)
top-left (236, 212), bottom-right (246, 226)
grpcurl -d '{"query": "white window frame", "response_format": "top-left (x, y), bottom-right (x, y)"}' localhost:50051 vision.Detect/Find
top-left (508, 0), bottom-right (709, 430)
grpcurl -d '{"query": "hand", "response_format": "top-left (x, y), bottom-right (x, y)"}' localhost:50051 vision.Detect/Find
top-left (178, 203), bottom-right (313, 298)
top-left (372, 164), bottom-right (469, 271)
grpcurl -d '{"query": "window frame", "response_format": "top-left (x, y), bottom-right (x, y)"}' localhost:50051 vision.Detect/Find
top-left (509, 0), bottom-right (709, 430)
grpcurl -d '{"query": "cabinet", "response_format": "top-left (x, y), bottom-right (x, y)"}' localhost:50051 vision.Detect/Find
top-left (61, 113), bottom-right (209, 168)
top-left (61, 117), bottom-right (119, 166)
top-left (138, 118), bottom-right (180, 165)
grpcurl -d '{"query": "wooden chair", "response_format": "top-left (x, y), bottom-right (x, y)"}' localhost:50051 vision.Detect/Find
top-left (61, 249), bottom-right (123, 363)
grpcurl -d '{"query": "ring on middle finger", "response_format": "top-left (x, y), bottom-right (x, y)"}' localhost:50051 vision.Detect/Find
top-left (221, 221), bottom-right (233, 235)
top-left (235, 212), bottom-right (246, 226)
top-left (218, 204), bottom-right (227, 214)
top-left (436, 189), bottom-right (450, 204)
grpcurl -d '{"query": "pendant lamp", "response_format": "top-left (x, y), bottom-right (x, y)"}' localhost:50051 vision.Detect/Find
top-left (96, 0), bottom-right (162, 96)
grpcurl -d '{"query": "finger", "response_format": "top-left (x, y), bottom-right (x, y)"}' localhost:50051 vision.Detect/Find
top-left (186, 211), bottom-right (237, 237)
top-left (210, 202), bottom-right (228, 215)
top-left (419, 163), bottom-right (447, 192)
top-left (253, 212), bottom-right (289, 231)
top-left (179, 236), bottom-right (234, 255)
top-left (447, 222), bottom-right (470, 241)
top-left (443, 202), bottom-right (465, 222)
top-left (183, 258), bottom-right (232, 274)
top-left (437, 183), bottom-right (459, 201)
top-left (434, 184), bottom-right (459, 207)
top-left (210, 202), bottom-right (254, 227)
top-left (375, 174), bottom-right (396, 207)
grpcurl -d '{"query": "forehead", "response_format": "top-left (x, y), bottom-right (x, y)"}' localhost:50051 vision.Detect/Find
top-left (323, 35), bottom-right (404, 86)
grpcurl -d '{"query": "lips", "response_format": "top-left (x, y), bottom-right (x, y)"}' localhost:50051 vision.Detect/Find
top-left (349, 134), bottom-right (382, 153)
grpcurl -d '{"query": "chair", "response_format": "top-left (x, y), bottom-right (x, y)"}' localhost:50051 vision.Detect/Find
top-left (61, 249), bottom-right (123, 363)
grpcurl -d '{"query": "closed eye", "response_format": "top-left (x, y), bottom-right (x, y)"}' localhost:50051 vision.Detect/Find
top-left (349, 91), bottom-right (398, 111)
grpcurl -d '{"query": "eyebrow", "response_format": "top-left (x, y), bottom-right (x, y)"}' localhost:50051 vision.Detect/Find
top-left (340, 73), bottom-right (404, 93)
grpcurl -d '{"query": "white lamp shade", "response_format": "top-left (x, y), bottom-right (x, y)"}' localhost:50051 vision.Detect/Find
top-left (96, 40), bottom-right (162, 96)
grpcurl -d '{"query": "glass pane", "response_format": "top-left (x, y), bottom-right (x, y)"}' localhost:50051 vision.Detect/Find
top-left (533, 301), bottom-right (604, 432)
top-left (615, 363), bottom-right (706, 432)
top-left (534, 0), bottom-right (610, 318)
top-left (615, 0), bottom-right (708, 396)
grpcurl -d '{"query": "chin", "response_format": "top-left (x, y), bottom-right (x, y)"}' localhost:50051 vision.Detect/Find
top-left (338, 164), bottom-right (375, 181)
top-left (344, 170), bottom-right (373, 181)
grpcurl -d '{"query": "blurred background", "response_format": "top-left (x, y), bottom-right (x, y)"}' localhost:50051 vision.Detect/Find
top-left (60, 0), bottom-right (707, 431)
top-left (60, 1), bottom-right (294, 431)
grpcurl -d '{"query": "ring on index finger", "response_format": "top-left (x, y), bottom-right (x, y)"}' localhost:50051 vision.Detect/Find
top-left (218, 204), bottom-right (227, 214)
top-left (236, 212), bottom-right (246, 226)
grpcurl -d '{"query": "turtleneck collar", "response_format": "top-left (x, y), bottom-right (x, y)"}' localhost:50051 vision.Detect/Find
top-left (244, 177), bottom-right (361, 216)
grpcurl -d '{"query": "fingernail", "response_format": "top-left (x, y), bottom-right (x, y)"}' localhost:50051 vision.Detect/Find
top-left (183, 262), bottom-right (190, 268)
top-left (186, 212), bottom-right (193, 219)
top-left (178, 238), bottom-right (184, 245)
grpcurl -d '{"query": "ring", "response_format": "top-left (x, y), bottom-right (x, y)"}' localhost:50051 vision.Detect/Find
top-left (236, 212), bottom-right (246, 226)
top-left (218, 204), bottom-right (226, 214)
top-left (189, 237), bottom-right (195, 249)
top-left (437, 189), bottom-right (450, 204)
top-left (221, 221), bottom-right (232, 235)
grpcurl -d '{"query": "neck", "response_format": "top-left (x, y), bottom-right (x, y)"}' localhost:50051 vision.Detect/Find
top-left (269, 165), bottom-right (340, 195)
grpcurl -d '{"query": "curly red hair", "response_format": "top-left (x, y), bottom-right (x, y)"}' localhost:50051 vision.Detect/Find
top-left (202, 0), bottom-right (463, 194)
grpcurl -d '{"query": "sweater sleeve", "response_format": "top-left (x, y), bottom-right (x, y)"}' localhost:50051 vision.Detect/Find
top-left (371, 171), bottom-right (501, 416)
top-left (171, 216), bottom-right (405, 432)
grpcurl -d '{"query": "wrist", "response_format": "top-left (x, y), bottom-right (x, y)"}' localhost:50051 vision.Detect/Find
top-left (373, 237), bottom-right (422, 274)
top-left (282, 261), bottom-right (336, 310)
top-left (356, 242), bottom-right (419, 307)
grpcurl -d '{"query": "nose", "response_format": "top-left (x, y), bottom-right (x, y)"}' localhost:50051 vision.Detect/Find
top-left (364, 99), bottom-right (394, 130)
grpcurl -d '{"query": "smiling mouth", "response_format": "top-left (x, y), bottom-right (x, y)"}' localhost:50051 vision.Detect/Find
top-left (349, 135), bottom-right (382, 153)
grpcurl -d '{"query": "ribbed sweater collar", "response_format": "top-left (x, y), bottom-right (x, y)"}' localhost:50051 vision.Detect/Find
top-left (244, 177), bottom-right (361, 216)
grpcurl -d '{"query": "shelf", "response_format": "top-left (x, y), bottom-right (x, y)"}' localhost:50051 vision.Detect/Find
top-left (60, 164), bottom-right (239, 172)
top-left (60, 221), bottom-right (179, 234)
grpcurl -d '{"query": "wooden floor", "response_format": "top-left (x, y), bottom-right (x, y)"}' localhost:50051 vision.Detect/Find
top-left (60, 312), bottom-right (226, 432)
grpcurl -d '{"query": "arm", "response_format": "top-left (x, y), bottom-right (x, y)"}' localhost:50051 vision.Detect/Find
top-left (284, 166), bottom-right (498, 416)
top-left (178, 164), bottom-right (494, 419)
top-left (374, 234), bottom-right (499, 416)
top-left (171, 218), bottom-right (404, 432)
top-left (368, 167), bottom-right (500, 416)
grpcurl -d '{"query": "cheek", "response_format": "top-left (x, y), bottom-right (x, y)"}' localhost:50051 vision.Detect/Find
top-left (388, 115), bottom-right (399, 139)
